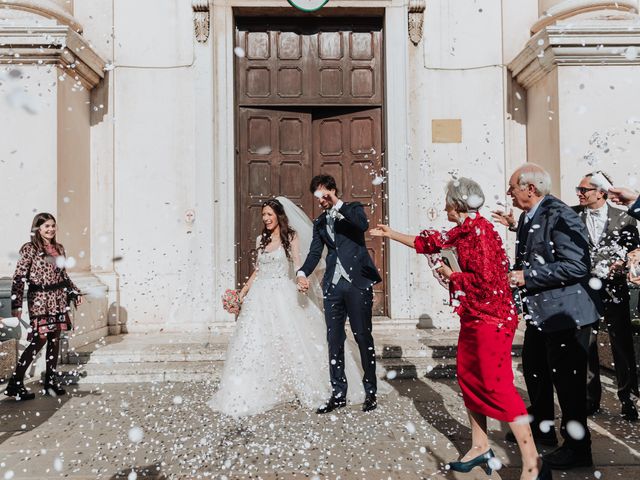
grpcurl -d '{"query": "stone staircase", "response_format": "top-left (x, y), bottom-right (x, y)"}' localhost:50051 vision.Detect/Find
top-left (59, 324), bottom-right (525, 384)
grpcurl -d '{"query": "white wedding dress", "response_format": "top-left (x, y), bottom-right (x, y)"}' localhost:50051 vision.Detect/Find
top-left (208, 238), bottom-right (370, 418)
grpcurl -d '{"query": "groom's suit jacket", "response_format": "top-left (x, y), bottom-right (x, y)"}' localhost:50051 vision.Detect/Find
top-left (299, 201), bottom-right (381, 294)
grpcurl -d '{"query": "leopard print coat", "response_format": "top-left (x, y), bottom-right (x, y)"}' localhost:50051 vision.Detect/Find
top-left (11, 242), bottom-right (80, 339)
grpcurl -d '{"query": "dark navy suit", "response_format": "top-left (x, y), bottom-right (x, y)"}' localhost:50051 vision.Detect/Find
top-left (629, 197), bottom-right (640, 220)
top-left (516, 195), bottom-right (600, 452)
top-left (299, 201), bottom-right (381, 399)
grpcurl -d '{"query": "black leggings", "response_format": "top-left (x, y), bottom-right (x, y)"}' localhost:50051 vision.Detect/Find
top-left (13, 331), bottom-right (61, 382)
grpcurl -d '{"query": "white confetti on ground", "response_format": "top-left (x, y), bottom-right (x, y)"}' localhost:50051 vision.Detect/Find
top-left (53, 457), bottom-right (63, 472)
top-left (128, 426), bottom-right (144, 443)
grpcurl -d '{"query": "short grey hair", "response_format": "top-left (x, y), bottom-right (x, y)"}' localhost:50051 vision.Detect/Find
top-left (445, 177), bottom-right (485, 213)
top-left (516, 163), bottom-right (551, 196)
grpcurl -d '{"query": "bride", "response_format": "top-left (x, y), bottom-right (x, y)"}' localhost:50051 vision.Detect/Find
top-left (208, 197), bottom-right (379, 418)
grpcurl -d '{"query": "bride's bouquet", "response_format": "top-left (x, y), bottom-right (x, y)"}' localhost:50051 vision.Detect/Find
top-left (222, 289), bottom-right (241, 314)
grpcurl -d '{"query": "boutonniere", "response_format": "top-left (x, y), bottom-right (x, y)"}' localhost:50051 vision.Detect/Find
top-left (328, 209), bottom-right (344, 221)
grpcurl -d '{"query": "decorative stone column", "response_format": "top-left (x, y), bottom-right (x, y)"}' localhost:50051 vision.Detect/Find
top-left (509, 8), bottom-right (640, 203)
top-left (0, 6), bottom-right (110, 353)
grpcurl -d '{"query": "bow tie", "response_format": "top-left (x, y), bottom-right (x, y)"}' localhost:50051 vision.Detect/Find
top-left (587, 209), bottom-right (605, 219)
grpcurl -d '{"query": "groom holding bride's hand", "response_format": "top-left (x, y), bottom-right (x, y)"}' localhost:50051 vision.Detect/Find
top-left (297, 174), bottom-right (382, 413)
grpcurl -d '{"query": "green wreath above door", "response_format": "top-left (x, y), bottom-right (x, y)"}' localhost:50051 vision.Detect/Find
top-left (287, 0), bottom-right (329, 12)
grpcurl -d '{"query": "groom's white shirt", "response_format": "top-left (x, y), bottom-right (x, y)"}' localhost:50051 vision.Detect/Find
top-left (297, 200), bottom-right (351, 284)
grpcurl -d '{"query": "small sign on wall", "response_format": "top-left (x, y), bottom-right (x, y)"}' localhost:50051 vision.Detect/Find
top-left (432, 119), bottom-right (462, 143)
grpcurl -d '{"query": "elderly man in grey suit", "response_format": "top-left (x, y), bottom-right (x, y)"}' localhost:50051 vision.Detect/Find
top-left (573, 172), bottom-right (639, 421)
top-left (498, 164), bottom-right (600, 470)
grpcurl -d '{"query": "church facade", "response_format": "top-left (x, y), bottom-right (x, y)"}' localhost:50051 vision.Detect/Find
top-left (2, 0), bottom-right (640, 346)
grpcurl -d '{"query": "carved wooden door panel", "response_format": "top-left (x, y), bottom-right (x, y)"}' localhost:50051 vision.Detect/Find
top-left (235, 18), bottom-right (383, 106)
top-left (312, 107), bottom-right (386, 315)
top-left (237, 107), bottom-right (313, 284)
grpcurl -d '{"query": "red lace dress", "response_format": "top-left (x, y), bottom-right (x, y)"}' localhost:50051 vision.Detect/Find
top-left (415, 214), bottom-right (526, 422)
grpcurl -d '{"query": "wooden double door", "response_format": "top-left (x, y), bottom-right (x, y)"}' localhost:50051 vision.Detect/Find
top-left (235, 17), bottom-right (386, 314)
top-left (237, 106), bottom-right (386, 314)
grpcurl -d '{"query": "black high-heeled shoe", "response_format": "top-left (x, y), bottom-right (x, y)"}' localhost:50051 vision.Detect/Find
top-left (43, 375), bottom-right (67, 396)
top-left (448, 448), bottom-right (495, 475)
top-left (535, 459), bottom-right (552, 480)
top-left (4, 378), bottom-right (36, 401)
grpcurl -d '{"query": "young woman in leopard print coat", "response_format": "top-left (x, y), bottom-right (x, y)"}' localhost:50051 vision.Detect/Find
top-left (5, 213), bottom-right (83, 401)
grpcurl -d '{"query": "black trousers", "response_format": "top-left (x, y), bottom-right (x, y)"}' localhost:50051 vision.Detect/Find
top-left (587, 283), bottom-right (639, 409)
top-left (523, 323), bottom-right (592, 451)
top-left (323, 278), bottom-right (377, 399)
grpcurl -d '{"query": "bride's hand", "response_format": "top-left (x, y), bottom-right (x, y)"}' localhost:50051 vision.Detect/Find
top-left (370, 224), bottom-right (391, 237)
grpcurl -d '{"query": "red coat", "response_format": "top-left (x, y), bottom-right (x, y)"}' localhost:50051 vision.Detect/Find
top-left (414, 214), bottom-right (525, 422)
top-left (414, 214), bottom-right (518, 331)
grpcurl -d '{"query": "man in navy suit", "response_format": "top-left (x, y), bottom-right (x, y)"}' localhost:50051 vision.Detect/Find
top-left (507, 164), bottom-right (600, 470)
top-left (297, 174), bottom-right (382, 413)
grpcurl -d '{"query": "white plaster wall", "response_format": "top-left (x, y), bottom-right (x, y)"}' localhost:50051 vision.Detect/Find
top-left (406, 68), bottom-right (511, 328)
top-left (557, 65), bottom-right (640, 205)
top-left (403, 1), bottom-right (515, 327)
top-left (423, 0), bottom-right (502, 69)
top-left (113, 67), bottom-right (198, 330)
top-left (108, 0), bottom-right (205, 331)
top-left (114, 0), bottom-right (192, 67)
top-left (74, 0), bottom-right (115, 62)
top-left (0, 67), bottom-right (58, 275)
top-left (502, 1), bottom-right (538, 64)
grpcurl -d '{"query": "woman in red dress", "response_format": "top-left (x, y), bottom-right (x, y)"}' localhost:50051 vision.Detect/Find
top-left (372, 178), bottom-right (550, 480)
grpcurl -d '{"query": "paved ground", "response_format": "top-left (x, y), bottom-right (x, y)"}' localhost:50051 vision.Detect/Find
top-left (0, 373), bottom-right (638, 480)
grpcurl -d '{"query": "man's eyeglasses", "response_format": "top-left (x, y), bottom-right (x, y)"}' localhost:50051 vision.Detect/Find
top-left (575, 187), bottom-right (597, 195)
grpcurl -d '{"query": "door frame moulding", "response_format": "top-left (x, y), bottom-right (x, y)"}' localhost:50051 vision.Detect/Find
top-left (211, 3), bottom-right (410, 321)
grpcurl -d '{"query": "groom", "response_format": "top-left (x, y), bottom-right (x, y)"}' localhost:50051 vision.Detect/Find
top-left (297, 174), bottom-right (382, 413)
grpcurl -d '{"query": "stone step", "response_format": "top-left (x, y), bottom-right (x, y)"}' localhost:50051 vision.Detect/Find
top-left (60, 329), bottom-right (525, 383)
top-left (59, 360), bottom-right (223, 384)
top-left (66, 342), bottom-right (229, 364)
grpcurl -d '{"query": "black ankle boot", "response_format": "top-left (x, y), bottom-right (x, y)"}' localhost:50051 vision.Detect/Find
top-left (4, 377), bottom-right (36, 401)
top-left (43, 374), bottom-right (66, 396)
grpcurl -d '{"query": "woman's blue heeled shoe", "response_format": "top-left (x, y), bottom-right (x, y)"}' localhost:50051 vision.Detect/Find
top-left (448, 448), bottom-right (495, 475)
